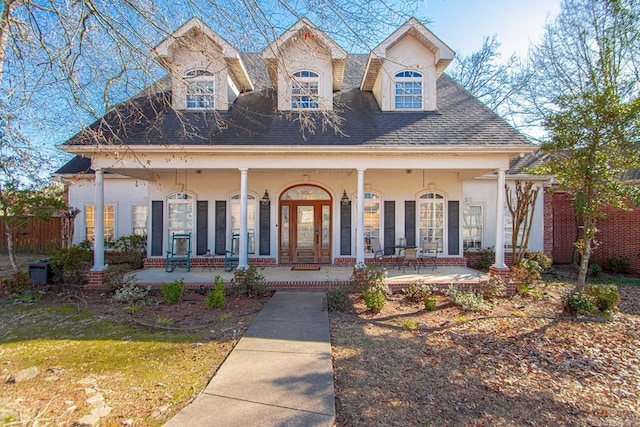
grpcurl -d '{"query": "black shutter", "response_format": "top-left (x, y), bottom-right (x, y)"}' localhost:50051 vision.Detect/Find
top-left (151, 201), bottom-right (163, 256)
top-left (448, 200), bottom-right (460, 255)
top-left (215, 201), bottom-right (226, 255)
top-left (259, 202), bottom-right (270, 255)
top-left (384, 201), bottom-right (395, 255)
top-left (197, 201), bottom-right (208, 255)
top-left (340, 201), bottom-right (351, 255)
top-left (404, 201), bottom-right (416, 247)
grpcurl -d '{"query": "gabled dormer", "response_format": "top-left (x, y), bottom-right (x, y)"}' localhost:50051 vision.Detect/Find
top-left (154, 17), bottom-right (253, 111)
top-left (361, 18), bottom-right (455, 112)
top-left (261, 18), bottom-right (347, 111)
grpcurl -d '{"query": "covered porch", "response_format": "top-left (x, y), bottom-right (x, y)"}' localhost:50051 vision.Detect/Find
top-left (120, 265), bottom-right (487, 292)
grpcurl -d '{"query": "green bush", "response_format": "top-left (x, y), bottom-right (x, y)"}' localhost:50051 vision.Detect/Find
top-left (48, 245), bottom-right (93, 286)
top-left (564, 291), bottom-right (596, 314)
top-left (110, 234), bottom-right (147, 269)
top-left (446, 284), bottom-right (488, 312)
top-left (351, 265), bottom-right (389, 295)
top-left (161, 279), bottom-right (184, 303)
top-left (327, 287), bottom-right (350, 312)
top-left (423, 293), bottom-right (437, 311)
top-left (103, 264), bottom-right (134, 292)
top-left (467, 246), bottom-right (495, 271)
top-left (604, 256), bottom-right (632, 274)
top-left (511, 258), bottom-right (543, 288)
top-left (363, 287), bottom-right (386, 313)
top-left (1, 270), bottom-right (33, 295)
top-left (402, 280), bottom-right (435, 302)
top-left (114, 283), bottom-right (150, 304)
top-left (588, 264), bottom-right (602, 278)
top-left (205, 283), bottom-right (226, 309)
top-left (232, 266), bottom-right (267, 297)
top-left (585, 284), bottom-right (620, 311)
top-left (524, 252), bottom-right (552, 271)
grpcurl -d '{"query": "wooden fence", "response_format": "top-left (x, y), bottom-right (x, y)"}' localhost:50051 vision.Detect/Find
top-left (0, 217), bottom-right (63, 253)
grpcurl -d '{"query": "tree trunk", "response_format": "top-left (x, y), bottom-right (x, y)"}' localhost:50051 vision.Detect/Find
top-left (5, 224), bottom-right (17, 270)
top-left (576, 235), bottom-right (591, 290)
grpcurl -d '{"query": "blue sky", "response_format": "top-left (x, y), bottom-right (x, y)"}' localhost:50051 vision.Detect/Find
top-left (420, 0), bottom-right (561, 58)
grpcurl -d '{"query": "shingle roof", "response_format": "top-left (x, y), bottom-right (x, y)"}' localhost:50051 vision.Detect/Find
top-left (61, 53), bottom-right (533, 150)
top-left (54, 155), bottom-right (92, 175)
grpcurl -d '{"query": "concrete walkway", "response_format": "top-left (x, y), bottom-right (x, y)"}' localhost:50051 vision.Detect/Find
top-left (164, 292), bottom-right (335, 427)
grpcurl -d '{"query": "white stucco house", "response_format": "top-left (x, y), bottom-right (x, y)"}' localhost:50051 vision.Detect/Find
top-left (53, 17), bottom-right (546, 281)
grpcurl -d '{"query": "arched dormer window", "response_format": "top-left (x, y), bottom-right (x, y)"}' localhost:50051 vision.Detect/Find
top-left (185, 69), bottom-right (215, 109)
top-left (395, 70), bottom-right (423, 110)
top-left (291, 70), bottom-right (319, 110)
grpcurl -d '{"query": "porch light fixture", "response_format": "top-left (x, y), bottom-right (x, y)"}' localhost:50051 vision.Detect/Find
top-left (341, 190), bottom-right (350, 206)
top-left (261, 190), bottom-right (270, 206)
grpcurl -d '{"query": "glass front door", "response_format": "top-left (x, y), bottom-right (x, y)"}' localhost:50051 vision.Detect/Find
top-left (279, 185), bottom-right (332, 263)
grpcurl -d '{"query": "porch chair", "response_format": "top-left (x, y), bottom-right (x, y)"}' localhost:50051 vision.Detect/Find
top-left (370, 237), bottom-right (392, 266)
top-left (165, 233), bottom-right (192, 272)
top-left (402, 247), bottom-right (421, 273)
top-left (224, 233), bottom-right (240, 272)
top-left (419, 239), bottom-right (439, 271)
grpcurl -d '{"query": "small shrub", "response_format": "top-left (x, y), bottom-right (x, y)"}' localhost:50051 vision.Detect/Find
top-left (351, 265), bottom-right (389, 295)
top-left (511, 258), bottom-right (543, 288)
top-left (103, 264), bottom-right (134, 292)
top-left (516, 282), bottom-right (544, 299)
top-left (402, 280), bottom-right (435, 302)
top-left (423, 293), bottom-right (437, 311)
top-left (1, 270), bottom-right (33, 295)
top-left (565, 291), bottom-right (596, 315)
top-left (588, 264), bottom-right (602, 278)
top-left (446, 284), bottom-right (488, 311)
top-left (468, 246), bottom-right (495, 271)
top-left (363, 287), bottom-right (386, 313)
top-left (156, 315), bottom-right (173, 326)
top-left (327, 287), bottom-right (350, 312)
top-left (524, 252), bottom-right (552, 271)
top-left (161, 279), bottom-right (184, 303)
top-left (401, 319), bottom-right (418, 330)
top-left (477, 275), bottom-right (506, 300)
top-left (111, 234), bottom-right (147, 269)
top-left (604, 256), bottom-right (632, 274)
top-left (115, 283), bottom-right (150, 304)
top-left (585, 284), bottom-right (620, 312)
top-left (126, 302), bottom-right (142, 314)
top-left (205, 283), bottom-right (226, 309)
top-left (48, 245), bottom-right (93, 286)
top-left (233, 265), bottom-right (267, 297)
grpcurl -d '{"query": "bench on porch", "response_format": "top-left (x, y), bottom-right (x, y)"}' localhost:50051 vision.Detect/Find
top-left (166, 233), bottom-right (192, 272)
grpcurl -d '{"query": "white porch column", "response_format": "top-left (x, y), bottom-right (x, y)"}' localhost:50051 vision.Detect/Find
top-left (356, 168), bottom-right (366, 266)
top-left (492, 168), bottom-right (508, 269)
top-left (238, 168), bottom-right (249, 269)
top-left (91, 169), bottom-right (106, 272)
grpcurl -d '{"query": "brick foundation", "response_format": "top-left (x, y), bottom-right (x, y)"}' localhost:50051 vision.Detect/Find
top-left (87, 270), bottom-right (106, 287)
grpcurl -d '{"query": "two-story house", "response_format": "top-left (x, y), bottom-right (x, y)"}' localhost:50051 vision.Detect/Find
top-left (54, 17), bottom-right (542, 283)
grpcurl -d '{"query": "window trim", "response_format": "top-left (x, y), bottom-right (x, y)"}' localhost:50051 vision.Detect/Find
top-left (394, 70), bottom-right (423, 110)
top-left (167, 192), bottom-right (195, 242)
top-left (229, 193), bottom-right (257, 254)
top-left (291, 70), bottom-right (320, 110)
top-left (185, 69), bottom-right (215, 110)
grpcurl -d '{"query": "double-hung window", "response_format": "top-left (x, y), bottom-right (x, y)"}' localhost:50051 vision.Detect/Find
top-left (395, 70), bottom-right (423, 110)
top-left (291, 70), bottom-right (319, 110)
top-left (230, 194), bottom-right (256, 254)
top-left (85, 204), bottom-right (115, 243)
top-left (463, 205), bottom-right (483, 250)
top-left (363, 192), bottom-right (381, 253)
top-left (185, 69), bottom-right (215, 109)
top-left (132, 205), bottom-right (148, 236)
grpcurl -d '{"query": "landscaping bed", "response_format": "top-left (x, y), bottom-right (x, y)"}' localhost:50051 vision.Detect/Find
top-left (330, 278), bottom-right (640, 426)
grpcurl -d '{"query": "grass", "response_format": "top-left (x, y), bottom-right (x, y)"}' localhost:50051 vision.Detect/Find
top-left (0, 304), bottom-right (234, 426)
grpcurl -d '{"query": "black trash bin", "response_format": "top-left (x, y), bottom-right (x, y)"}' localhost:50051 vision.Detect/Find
top-left (29, 260), bottom-right (51, 285)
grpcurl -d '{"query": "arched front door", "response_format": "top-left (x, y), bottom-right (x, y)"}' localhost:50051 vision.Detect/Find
top-left (279, 185), bottom-right (332, 263)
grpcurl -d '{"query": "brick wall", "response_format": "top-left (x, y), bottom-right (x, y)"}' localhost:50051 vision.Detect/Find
top-left (551, 192), bottom-right (640, 274)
